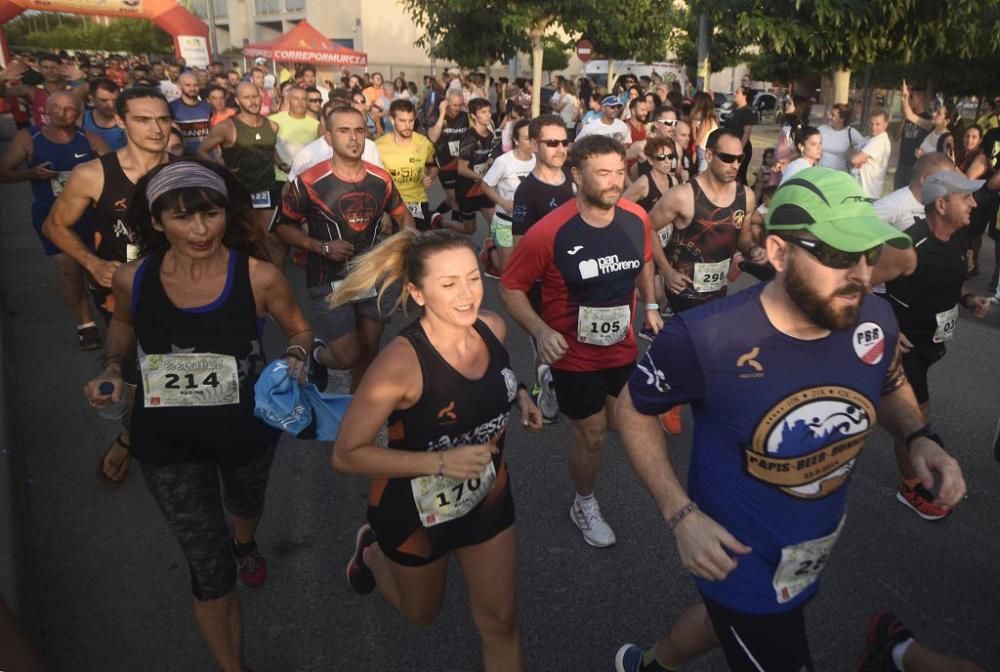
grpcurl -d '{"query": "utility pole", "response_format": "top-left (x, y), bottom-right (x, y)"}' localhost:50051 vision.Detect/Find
top-left (205, 0), bottom-right (219, 60)
top-left (696, 14), bottom-right (711, 92)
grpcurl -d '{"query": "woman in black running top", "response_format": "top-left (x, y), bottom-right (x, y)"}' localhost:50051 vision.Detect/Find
top-left (333, 229), bottom-right (542, 672)
top-left (84, 158), bottom-right (314, 672)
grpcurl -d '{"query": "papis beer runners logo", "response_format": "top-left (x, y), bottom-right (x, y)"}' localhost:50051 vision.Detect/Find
top-left (852, 321), bottom-right (885, 365)
top-left (744, 386), bottom-right (876, 499)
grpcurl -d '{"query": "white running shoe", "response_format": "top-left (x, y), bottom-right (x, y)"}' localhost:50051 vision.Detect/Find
top-left (534, 364), bottom-right (560, 423)
top-left (570, 496), bottom-right (616, 547)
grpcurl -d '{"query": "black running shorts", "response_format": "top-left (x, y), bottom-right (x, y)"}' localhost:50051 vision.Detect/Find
top-left (550, 363), bottom-right (633, 420)
top-left (702, 596), bottom-right (815, 672)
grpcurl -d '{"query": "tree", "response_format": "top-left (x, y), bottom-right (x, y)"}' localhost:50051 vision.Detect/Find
top-left (4, 13), bottom-right (173, 53)
top-left (401, 0), bottom-right (675, 115)
top-left (541, 36), bottom-right (571, 77)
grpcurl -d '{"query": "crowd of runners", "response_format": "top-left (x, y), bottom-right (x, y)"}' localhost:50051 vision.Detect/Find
top-left (0, 49), bottom-right (997, 671)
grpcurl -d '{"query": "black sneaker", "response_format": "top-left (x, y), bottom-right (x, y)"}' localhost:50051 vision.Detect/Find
top-left (308, 338), bottom-right (328, 392)
top-left (855, 610), bottom-right (913, 672)
top-left (77, 325), bottom-right (101, 350)
top-left (346, 524), bottom-right (378, 595)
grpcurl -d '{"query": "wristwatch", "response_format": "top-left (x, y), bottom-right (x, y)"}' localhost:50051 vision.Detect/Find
top-left (904, 425), bottom-right (944, 450)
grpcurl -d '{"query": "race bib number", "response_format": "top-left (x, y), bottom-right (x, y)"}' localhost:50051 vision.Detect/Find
top-left (410, 461), bottom-right (497, 527)
top-left (577, 305), bottom-right (630, 346)
top-left (330, 278), bottom-right (376, 303)
top-left (126, 243), bottom-right (140, 263)
top-left (656, 224), bottom-right (673, 248)
top-left (448, 140), bottom-right (460, 156)
top-left (772, 516), bottom-right (845, 604)
top-left (140, 353), bottom-right (240, 408)
top-left (932, 305), bottom-right (958, 343)
top-left (50, 171), bottom-right (72, 197)
top-left (406, 202), bottom-right (425, 220)
top-left (250, 190), bottom-right (272, 209)
top-left (693, 259), bottom-right (730, 293)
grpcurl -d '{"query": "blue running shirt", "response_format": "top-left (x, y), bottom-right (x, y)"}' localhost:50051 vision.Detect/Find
top-left (629, 283), bottom-right (904, 614)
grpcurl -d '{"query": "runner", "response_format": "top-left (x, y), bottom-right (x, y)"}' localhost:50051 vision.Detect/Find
top-left (575, 96), bottom-right (630, 145)
top-left (0, 91), bottom-right (110, 349)
top-left (500, 135), bottom-right (661, 548)
top-left (374, 99), bottom-right (440, 231)
top-left (613, 167), bottom-right (967, 672)
top-left (0, 54), bottom-right (86, 127)
top-left (450, 97), bottom-right (497, 235)
top-left (269, 85), bottom-right (320, 184)
top-left (42, 86), bottom-right (172, 484)
top-left (480, 118), bottom-right (535, 274)
top-left (289, 98), bottom-right (384, 179)
top-left (169, 72), bottom-right (212, 155)
top-left (623, 136), bottom-right (680, 215)
top-left (510, 114), bottom-right (575, 424)
top-left (332, 228), bottom-right (541, 672)
top-left (628, 105), bottom-right (679, 180)
top-left (876, 170), bottom-right (992, 520)
top-left (82, 78), bottom-right (127, 151)
top-left (197, 82), bottom-right (284, 265)
top-left (83, 158), bottom-right (313, 672)
top-left (272, 105), bottom-right (415, 393)
top-left (427, 89), bottom-right (469, 222)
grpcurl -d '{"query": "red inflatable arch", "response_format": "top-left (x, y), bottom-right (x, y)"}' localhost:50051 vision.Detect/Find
top-left (0, 0), bottom-right (210, 66)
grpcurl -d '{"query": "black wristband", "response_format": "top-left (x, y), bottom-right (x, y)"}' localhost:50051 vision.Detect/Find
top-left (961, 293), bottom-right (975, 309)
top-left (904, 425), bottom-right (943, 450)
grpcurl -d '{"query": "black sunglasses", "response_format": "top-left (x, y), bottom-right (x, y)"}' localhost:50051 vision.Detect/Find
top-left (780, 236), bottom-right (882, 269)
top-left (714, 151), bottom-right (744, 164)
top-left (539, 138), bottom-right (570, 147)
top-left (652, 154), bottom-right (676, 161)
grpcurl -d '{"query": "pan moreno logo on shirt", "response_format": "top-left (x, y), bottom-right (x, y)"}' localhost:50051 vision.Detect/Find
top-left (744, 386), bottom-right (876, 499)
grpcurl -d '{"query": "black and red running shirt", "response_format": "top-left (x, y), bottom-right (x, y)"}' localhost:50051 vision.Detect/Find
top-left (501, 198), bottom-right (651, 372)
top-left (277, 160), bottom-right (406, 287)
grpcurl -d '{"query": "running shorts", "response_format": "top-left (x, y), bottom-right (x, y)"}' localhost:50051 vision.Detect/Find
top-left (550, 363), bottom-right (633, 420)
top-left (702, 596), bottom-right (815, 672)
top-left (900, 342), bottom-right (945, 405)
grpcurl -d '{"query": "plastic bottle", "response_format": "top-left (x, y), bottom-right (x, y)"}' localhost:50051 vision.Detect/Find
top-left (97, 381), bottom-right (128, 421)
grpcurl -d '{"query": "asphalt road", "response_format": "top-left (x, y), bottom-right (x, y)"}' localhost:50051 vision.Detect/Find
top-left (2, 168), bottom-right (999, 672)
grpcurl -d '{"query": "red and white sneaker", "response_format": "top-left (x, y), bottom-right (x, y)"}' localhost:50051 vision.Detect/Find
top-left (234, 541), bottom-right (268, 588)
top-left (896, 483), bottom-right (950, 520)
top-left (659, 406), bottom-right (683, 435)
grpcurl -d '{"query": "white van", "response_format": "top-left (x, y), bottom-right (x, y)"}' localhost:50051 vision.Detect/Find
top-left (582, 60), bottom-right (686, 92)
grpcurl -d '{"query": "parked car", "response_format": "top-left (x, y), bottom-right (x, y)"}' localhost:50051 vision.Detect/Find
top-left (752, 92), bottom-right (778, 123)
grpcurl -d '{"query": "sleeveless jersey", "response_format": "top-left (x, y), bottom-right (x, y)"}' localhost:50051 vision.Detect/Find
top-left (82, 109), bottom-right (127, 150)
top-left (93, 152), bottom-right (140, 266)
top-left (666, 177), bottom-right (747, 307)
top-left (886, 219), bottom-right (970, 347)
top-left (635, 172), bottom-right (666, 214)
top-left (434, 111), bottom-right (469, 170)
top-left (28, 126), bottom-right (94, 225)
top-left (456, 127), bottom-right (497, 199)
top-left (368, 319), bottom-right (516, 559)
top-left (130, 249), bottom-right (276, 467)
top-left (277, 161), bottom-right (406, 287)
top-left (629, 283), bottom-right (904, 614)
top-left (221, 116), bottom-right (278, 193)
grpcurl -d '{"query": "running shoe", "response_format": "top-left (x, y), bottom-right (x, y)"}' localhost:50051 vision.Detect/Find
top-left (637, 323), bottom-right (656, 342)
top-left (895, 483), bottom-right (950, 520)
top-left (855, 610), bottom-right (913, 672)
top-left (533, 364), bottom-right (560, 423)
top-left (659, 406), bottom-right (683, 435)
top-left (234, 541), bottom-right (268, 588)
top-left (430, 212), bottom-right (444, 230)
top-left (614, 644), bottom-right (644, 672)
top-left (77, 325), bottom-right (100, 351)
top-left (346, 523), bottom-right (378, 595)
top-left (480, 239), bottom-right (501, 279)
top-left (570, 496), bottom-right (616, 547)
top-left (308, 338), bottom-right (329, 392)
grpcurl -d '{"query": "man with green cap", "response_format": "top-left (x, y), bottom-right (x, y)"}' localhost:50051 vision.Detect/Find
top-left (611, 167), bottom-right (968, 672)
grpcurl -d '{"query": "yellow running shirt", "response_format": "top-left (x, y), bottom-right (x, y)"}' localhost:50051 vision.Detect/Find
top-left (375, 132), bottom-right (436, 204)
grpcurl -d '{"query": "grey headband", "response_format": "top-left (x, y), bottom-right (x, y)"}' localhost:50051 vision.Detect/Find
top-left (146, 162), bottom-right (228, 212)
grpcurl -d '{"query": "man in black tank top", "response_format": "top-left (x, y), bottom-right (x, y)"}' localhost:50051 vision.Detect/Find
top-left (197, 82), bottom-right (285, 265)
top-left (650, 128), bottom-right (763, 314)
top-left (875, 170), bottom-right (992, 521)
top-left (42, 86), bottom-right (171, 484)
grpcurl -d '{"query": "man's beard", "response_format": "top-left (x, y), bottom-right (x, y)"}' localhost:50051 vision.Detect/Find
top-left (785, 256), bottom-right (866, 331)
top-left (581, 181), bottom-right (621, 210)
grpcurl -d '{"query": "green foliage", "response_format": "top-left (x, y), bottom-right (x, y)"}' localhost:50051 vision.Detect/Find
top-left (747, 51), bottom-right (811, 87)
top-left (4, 13), bottom-right (173, 53)
top-left (667, 7), bottom-right (750, 79)
top-left (541, 36), bottom-right (571, 73)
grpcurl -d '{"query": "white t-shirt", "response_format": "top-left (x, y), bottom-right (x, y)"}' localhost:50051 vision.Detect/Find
top-left (873, 187), bottom-right (923, 231)
top-left (818, 125), bottom-right (863, 171)
top-left (288, 136), bottom-right (383, 180)
top-left (159, 79), bottom-right (181, 103)
top-left (852, 131), bottom-right (891, 199)
top-left (576, 118), bottom-right (630, 144)
top-left (779, 158), bottom-right (815, 184)
top-left (482, 151), bottom-right (535, 216)
top-left (918, 130), bottom-right (943, 156)
top-left (558, 94), bottom-right (579, 129)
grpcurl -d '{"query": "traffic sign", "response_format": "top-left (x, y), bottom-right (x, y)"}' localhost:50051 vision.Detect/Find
top-left (576, 39), bottom-right (593, 62)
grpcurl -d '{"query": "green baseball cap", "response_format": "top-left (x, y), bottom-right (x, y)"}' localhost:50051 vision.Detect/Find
top-left (765, 167), bottom-right (911, 252)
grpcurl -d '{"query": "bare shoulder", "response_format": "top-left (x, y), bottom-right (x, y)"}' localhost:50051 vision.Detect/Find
top-left (479, 309), bottom-right (507, 343)
top-left (111, 256), bottom-right (144, 296)
top-left (247, 255), bottom-right (282, 287)
top-left (64, 155), bottom-right (105, 196)
top-left (365, 335), bottom-right (423, 399)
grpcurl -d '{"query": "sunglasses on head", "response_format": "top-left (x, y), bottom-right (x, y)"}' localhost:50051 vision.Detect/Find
top-left (653, 154), bottom-right (676, 162)
top-left (780, 235), bottom-right (882, 269)
top-left (713, 151), bottom-right (744, 164)
top-left (656, 119), bottom-right (678, 126)
top-left (539, 138), bottom-right (570, 147)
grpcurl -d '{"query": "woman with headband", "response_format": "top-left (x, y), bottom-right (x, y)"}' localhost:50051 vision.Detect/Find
top-left (83, 158), bottom-right (313, 672)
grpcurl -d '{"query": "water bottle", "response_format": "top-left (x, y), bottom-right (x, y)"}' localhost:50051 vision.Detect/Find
top-left (97, 381), bottom-right (128, 421)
